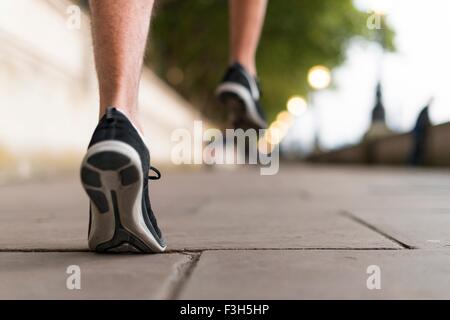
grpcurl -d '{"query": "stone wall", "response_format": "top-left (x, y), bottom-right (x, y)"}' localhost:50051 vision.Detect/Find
top-left (309, 122), bottom-right (450, 167)
top-left (0, 0), bottom-right (202, 180)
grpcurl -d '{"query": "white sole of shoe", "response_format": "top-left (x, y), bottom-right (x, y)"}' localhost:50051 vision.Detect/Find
top-left (80, 140), bottom-right (166, 253)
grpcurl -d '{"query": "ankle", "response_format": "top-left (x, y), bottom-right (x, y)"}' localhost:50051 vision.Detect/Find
top-left (100, 106), bottom-right (144, 136)
top-left (117, 108), bottom-right (144, 136)
top-left (232, 58), bottom-right (257, 76)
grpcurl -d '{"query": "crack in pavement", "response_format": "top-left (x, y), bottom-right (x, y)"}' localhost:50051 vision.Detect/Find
top-left (158, 252), bottom-right (202, 300)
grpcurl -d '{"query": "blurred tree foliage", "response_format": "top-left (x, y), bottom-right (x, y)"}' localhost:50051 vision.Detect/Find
top-left (150, 0), bottom-right (394, 122)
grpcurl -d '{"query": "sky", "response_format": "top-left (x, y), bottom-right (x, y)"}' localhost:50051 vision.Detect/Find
top-left (285, 0), bottom-right (450, 152)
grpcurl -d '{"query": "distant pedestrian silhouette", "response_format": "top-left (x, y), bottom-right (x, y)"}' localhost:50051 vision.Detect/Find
top-left (410, 99), bottom-right (433, 166)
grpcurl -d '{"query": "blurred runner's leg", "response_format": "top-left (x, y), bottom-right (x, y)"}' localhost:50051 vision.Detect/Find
top-left (229, 0), bottom-right (268, 76)
top-left (216, 0), bottom-right (269, 129)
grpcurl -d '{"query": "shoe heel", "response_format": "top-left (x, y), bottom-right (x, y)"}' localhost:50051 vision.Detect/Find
top-left (81, 142), bottom-right (146, 253)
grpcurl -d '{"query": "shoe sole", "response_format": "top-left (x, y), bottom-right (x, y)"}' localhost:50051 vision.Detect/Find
top-left (80, 140), bottom-right (166, 253)
top-left (216, 83), bottom-right (267, 129)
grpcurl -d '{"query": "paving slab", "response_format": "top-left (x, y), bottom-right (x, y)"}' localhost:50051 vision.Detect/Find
top-left (297, 166), bottom-right (450, 201)
top-left (0, 173), bottom-right (212, 250)
top-left (330, 168), bottom-right (450, 249)
top-left (0, 176), bottom-right (88, 213)
top-left (179, 250), bottom-right (450, 300)
top-left (162, 198), bottom-right (399, 250)
top-left (1, 165), bottom-right (450, 299)
top-left (0, 167), bottom-right (401, 251)
top-left (344, 209), bottom-right (450, 249)
top-left (0, 252), bottom-right (191, 299)
top-left (0, 177), bottom-right (88, 250)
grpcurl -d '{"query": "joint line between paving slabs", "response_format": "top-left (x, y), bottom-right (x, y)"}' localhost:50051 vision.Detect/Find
top-left (158, 251), bottom-right (202, 300)
top-left (164, 247), bottom-right (403, 253)
top-left (340, 210), bottom-right (416, 250)
top-left (0, 247), bottom-right (406, 253)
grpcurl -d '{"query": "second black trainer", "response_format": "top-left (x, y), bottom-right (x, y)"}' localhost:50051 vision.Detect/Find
top-left (216, 62), bottom-right (268, 130)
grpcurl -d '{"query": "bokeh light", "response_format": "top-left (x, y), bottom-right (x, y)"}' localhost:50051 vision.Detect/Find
top-left (308, 65), bottom-right (331, 90)
top-left (287, 96), bottom-right (308, 116)
top-left (276, 111), bottom-right (295, 126)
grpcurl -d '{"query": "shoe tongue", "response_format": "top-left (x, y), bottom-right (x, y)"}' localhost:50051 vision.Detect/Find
top-left (106, 107), bottom-right (116, 121)
top-left (107, 107), bottom-right (148, 147)
top-left (231, 62), bottom-right (246, 72)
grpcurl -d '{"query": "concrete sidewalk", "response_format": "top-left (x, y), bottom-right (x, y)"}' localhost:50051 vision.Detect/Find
top-left (1, 164), bottom-right (450, 299)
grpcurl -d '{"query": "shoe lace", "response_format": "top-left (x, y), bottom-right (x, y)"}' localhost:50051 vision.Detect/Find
top-left (148, 166), bottom-right (161, 180)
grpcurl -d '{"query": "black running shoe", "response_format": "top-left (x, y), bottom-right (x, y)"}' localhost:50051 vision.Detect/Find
top-left (216, 63), bottom-right (268, 130)
top-left (80, 107), bottom-right (166, 253)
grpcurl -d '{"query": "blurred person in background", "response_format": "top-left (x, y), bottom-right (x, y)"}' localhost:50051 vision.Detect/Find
top-left (80, 0), bottom-right (268, 253)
